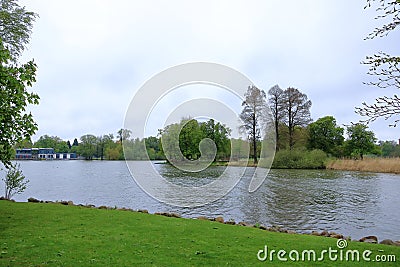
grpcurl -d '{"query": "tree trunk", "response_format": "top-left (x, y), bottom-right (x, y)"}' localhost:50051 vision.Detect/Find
top-left (252, 113), bottom-right (258, 164)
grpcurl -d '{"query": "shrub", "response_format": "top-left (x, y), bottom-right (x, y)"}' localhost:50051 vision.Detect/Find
top-left (272, 148), bottom-right (327, 169)
top-left (2, 163), bottom-right (29, 199)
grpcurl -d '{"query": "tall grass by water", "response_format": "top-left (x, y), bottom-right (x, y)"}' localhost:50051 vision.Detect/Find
top-left (327, 158), bottom-right (400, 174)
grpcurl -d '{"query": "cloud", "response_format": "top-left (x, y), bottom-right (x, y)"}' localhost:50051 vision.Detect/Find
top-left (18, 0), bottom-right (399, 141)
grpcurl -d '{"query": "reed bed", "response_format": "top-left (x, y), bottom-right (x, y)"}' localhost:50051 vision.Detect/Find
top-left (327, 157), bottom-right (400, 174)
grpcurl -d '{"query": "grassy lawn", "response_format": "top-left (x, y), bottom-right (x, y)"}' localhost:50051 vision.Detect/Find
top-left (0, 200), bottom-right (399, 266)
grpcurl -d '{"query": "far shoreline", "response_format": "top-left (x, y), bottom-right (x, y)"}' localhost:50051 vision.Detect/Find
top-left (14, 157), bottom-right (400, 174)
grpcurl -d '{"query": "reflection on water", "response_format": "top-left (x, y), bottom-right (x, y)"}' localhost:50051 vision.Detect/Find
top-left (13, 160), bottom-right (400, 240)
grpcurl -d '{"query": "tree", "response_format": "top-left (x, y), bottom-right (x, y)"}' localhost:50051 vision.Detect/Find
top-left (346, 123), bottom-right (377, 159)
top-left (0, 0), bottom-right (38, 169)
top-left (239, 85), bottom-right (267, 164)
top-left (178, 119), bottom-right (203, 160)
top-left (96, 134), bottom-right (114, 160)
top-left (0, 40), bottom-right (39, 168)
top-left (307, 116), bottom-right (344, 156)
top-left (356, 0), bottom-right (400, 127)
top-left (72, 138), bottom-right (79, 147)
top-left (66, 140), bottom-right (72, 149)
top-left (281, 87), bottom-right (312, 150)
top-left (0, 0), bottom-right (38, 60)
top-left (200, 119), bottom-right (231, 161)
top-left (379, 140), bottom-right (400, 157)
top-left (79, 134), bottom-right (98, 160)
top-left (117, 129), bottom-right (132, 143)
top-left (14, 138), bottom-right (33, 149)
top-left (268, 84), bottom-right (284, 150)
top-left (160, 118), bottom-right (231, 162)
top-left (33, 135), bottom-right (69, 153)
top-left (2, 162), bottom-right (28, 199)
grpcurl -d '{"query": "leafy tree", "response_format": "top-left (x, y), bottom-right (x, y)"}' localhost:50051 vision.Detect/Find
top-left (105, 145), bottom-right (121, 160)
top-left (346, 123), bottom-right (377, 159)
top-left (281, 87), bottom-right (312, 150)
top-left (0, 0), bottom-right (38, 169)
top-left (79, 134), bottom-right (98, 160)
top-left (161, 118), bottom-right (231, 162)
top-left (239, 85), bottom-right (268, 164)
top-left (2, 162), bottom-right (28, 199)
top-left (379, 140), bottom-right (400, 157)
top-left (268, 84), bottom-right (284, 150)
top-left (200, 119), bottom-right (231, 160)
top-left (55, 141), bottom-right (69, 153)
top-left (356, 0), bottom-right (400, 126)
top-left (307, 116), bottom-right (344, 156)
top-left (96, 134), bottom-right (114, 160)
top-left (123, 138), bottom-right (146, 160)
top-left (0, 40), bottom-right (39, 168)
top-left (14, 138), bottom-right (33, 149)
top-left (230, 138), bottom-right (249, 161)
top-left (144, 136), bottom-right (164, 160)
top-left (179, 119), bottom-right (203, 160)
top-left (33, 135), bottom-right (69, 153)
top-left (0, 0), bottom-right (38, 60)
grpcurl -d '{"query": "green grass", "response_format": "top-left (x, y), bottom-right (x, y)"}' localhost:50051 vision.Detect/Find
top-left (0, 201), bottom-right (399, 266)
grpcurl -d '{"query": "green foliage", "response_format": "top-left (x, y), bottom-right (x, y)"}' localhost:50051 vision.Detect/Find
top-left (144, 136), bottom-right (164, 160)
top-left (379, 140), bottom-right (400, 157)
top-left (79, 134), bottom-right (98, 160)
top-left (162, 118), bottom-right (231, 163)
top-left (307, 116), bottom-right (344, 156)
top-left (33, 135), bottom-right (69, 153)
top-left (0, 0), bottom-right (38, 60)
top-left (179, 119), bottom-right (203, 160)
top-left (272, 148), bottom-right (328, 169)
top-left (14, 138), bottom-right (33, 149)
top-left (0, 40), bottom-right (39, 168)
top-left (123, 138), bottom-right (147, 160)
top-left (96, 134), bottom-right (114, 160)
top-left (230, 138), bottom-right (249, 160)
top-left (2, 162), bottom-right (28, 199)
top-left (345, 124), bottom-right (377, 159)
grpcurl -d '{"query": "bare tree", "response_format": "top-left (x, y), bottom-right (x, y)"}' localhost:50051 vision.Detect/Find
top-left (356, 0), bottom-right (400, 126)
top-left (117, 129), bottom-right (132, 143)
top-left (282, 87), bottom-right (312, 150)
top-left (268, 85), bottom-right (284, 150)
top-left (240, 85), bottom-right (267, 164)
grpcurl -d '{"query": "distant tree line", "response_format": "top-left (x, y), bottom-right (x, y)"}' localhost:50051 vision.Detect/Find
top-left (240, 85), bottom-right (398, 168)
top-left (12, 86), bottom-right (399, 164)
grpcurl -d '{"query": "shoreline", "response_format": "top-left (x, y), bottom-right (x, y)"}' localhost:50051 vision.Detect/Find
top-left (14, 157), bottom-right (400, 174)
top-left (2, 199), bottom-right (399, 266)
top-left (4, 197), bottom-right (399, 246)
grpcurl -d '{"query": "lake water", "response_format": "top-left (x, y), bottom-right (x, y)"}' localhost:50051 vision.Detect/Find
top-left (8, 160), bottom-right (400, 241)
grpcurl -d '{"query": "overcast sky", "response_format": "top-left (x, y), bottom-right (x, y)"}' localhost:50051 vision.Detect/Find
top-left (19, 0), bottom-right (399, 142)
